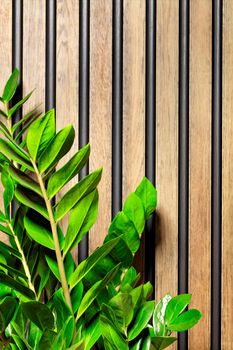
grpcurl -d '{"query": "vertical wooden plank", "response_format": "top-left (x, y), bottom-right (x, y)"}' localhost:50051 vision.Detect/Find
top-left (0, 1), bottom-right (12, 241)
top-left (156, 0), bottom-right (178, 311)
top-left (222, 2), bottom-right (233, 349)
top-left (23, 0), bottom-right (45, 114)
top-left (89, 0), bottom-right (112, 251)
top-left (56, 0), bottom-right (79, 235)
top-left (189, 1), bottom-right (211, 349)
top-left (123, 0), bottom-right (145, 274)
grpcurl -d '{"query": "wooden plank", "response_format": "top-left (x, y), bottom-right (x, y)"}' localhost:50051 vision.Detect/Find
top-left (155, 0), bottom-right (178, 315)
top-left (23, 0), bottom-right (45, 114)
top-left (56, 0), bottom-right (79, 237)
top-left (123, 0), bottom-right (145, 275)
top-left (188, 1), bottom-right (211, 349)
top-left (0, 1), bottom-right (12, 241)
top-left (89, 0), bottom-right (112, 252)
top-left (222, 2), bottom-right (233, 348)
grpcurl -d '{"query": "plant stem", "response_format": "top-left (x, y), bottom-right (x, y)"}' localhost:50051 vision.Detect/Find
top-left (8, 222), bottom-right (36, 296)
top-left (32, 161), bottom-right (72, 310)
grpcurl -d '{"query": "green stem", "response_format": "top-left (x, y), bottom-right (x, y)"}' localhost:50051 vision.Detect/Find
top-left (32, 161), bottom-right (72, 310)
top-left (8, 222), bottom-right (36, 296)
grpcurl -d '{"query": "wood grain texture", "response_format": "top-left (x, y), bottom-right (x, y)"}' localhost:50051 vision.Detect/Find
top-left (155, 0), bottom-right (178, 313)
top-left (23, 0), bottom-right (45, 114)
top-left (56, 0), bottom-right (79, 239)
top-left (222, 2), bottom-right (233, 348)
top-left (0, 1), bottom-right (11, 242)
top-left (89, 0), bottom-right (112, 252)
top-left (189, 1), bottom-right (211, 349)
top-left (123, 0), bottom-right (145, 275)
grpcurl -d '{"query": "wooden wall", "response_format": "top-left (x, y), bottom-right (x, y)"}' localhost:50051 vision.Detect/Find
top-left (0, 1), bottom-right (232, 349)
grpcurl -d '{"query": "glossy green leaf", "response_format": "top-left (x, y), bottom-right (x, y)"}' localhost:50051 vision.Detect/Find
top-left (0, 272), bottom-right (35, 299)
top-left (8, 90), bottom-right (34, 118)
top-left (3, 174), bottom-right (14, 216)
top-left (100, 315), bottom-right (129, 350)
top-left (109, 293), bottom-right (134, 332)
top-left (167, 309), bottom-right (202, 332)
top-left (8, 165), bottom-right (42, 196)
top-left (45, 255), bottom-right (60, 280)
top-left (0, 139), bottom-right (33, 171)
top-left (0, 121), bottom-right (11, 137)
top-left (141, 335), bottom-right (151, 350)
top-left (15, 187), bottom-right (49, 219)
top-left (24, 215), bottom-right (54, 249)
top-left (53, 289), bottom-right (72, 332)
top-left (38, 124), bottom-right (75, 173)
top-left (0, 241), bottom-right (21, 258)
top-left (108, 236), bottom-right (133, 268)
top-left (135, 177), bottom-right (157, 219)
top-left (143, 282), bottom-right (153, 299)
top-left (22, 301), bottom-right (54, 331)
top-left (47, 143), bottom-right (90, 199)
top-left (84, 317), bottom-right (101, 350)
top-left (0, 223), bottom-right (12, 236)
top-left (55, 168), bottom-right (102, 221)
top-left (64, 190), bottom-right (98, 255)
top-left (128, 301), bottom-right (155, 341)
top-left (12, 106), bottom-right (41, 132)
top-left (69, 237), bottom-right (120, 289)
top-left (130, 339), bottom-right (142, 350)
top-left (38, 330), bottom-right (57, 350)
top-left (123, 193), bottom-right (145, 235)
top-left (153, 294), bottom-right (172, 336)
top-left (165, 294), bottom-right (191, 324)
top-left (0, 296), bottom-right (18, 331)
top-left (151, 336), bottom-right (177, 350)
top-left (27, 109), bottom-right (55, 160)
top-left (0, 261), bottom-right (26, 279)
top-left (120, 267), bottom-right (140, 293)
top-left (71, 282), bottom-right (83, 313)
top-left (2, 68), bottom-right (19, 102)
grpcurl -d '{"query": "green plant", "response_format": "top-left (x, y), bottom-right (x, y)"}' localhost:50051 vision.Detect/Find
top-left (0, 69), bottom-right (202, 350)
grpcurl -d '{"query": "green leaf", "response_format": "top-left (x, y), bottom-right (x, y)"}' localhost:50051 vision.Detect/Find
top-left (123, 193), bottom-right (145, 235)
top-left (0, 261), bottom-right (26, 279)
top-left (12, 106), bottom-right (41, 133)
top-left (108, 236), bottom-right (133, 268)
top-left (8, 165), bottom-right (42, 196)
top-left (55, 168), bottom-right (102, 221)
top-left (71, 282), bottom-right (83, 313)
top-left (130, 339), bottom-right (142, 350)
top-left (15, 187), bottom-right (49, 219)
top-left (109, 293), bottom-right (134, 332)
top-left (84, 317), bottom-right (101, 350)
top-left (3, 174), bottom-right (14, 216)
top-left (135, 177), bottom-right (157, 219)
top-left (45, 255), bottom-right (60, 280)
top-left (47, 143), bottom-right (90, 199)
top-left (167, 309), bottom-right (202, 332)
top-left (151, 336), bottom-right (177, 350)
top-left (77, 264), bottom-right (121, 319)
top-left (0, 139), bottom-right (33, 171)
top-left (141, 335), bottom-right (151, 350)
top-left (2, 68), bottom-right (19, 102)
top-left (0, 210), bottom-right (7, 223)
top-left (0, 241), bottom-right (21, 258)
top-left (8, 90), bottom-right (34, 118)
top-left (27, 109), bottom-right (55, 160)
top-left (100, 315), bottom-right (129, 350)
top-left (53, 289), bottom-right (72, 332)
top-left (24, 215), bottom-right (54, 249)
top-left (120, 267), bottom-right (140, 293)
top-left (0, 223), bottom-right (12, 236)
top-left (38, 124), bottom-right (75, 173)
top-left (38, 330), bottom-right (57, 350)
top-left (165, 294), bottom-right (192, 324)
top-left (0, 296), bottom-right (18, 331)
top-left (0, 272), bottom-right (35, 299)
top-left (69, 237), bottom-right (120, 289)
top-left (128, 301), bottom-right (155, 341)
top-left (153, 294), bottom-right (172, 336)
top-left (22, 301), bottom-right (54, 331)
top-left (0, 109), bottom-right (7, 118)
top-left (64, 190), bottom-right (98, 255)
top-left (0, 121), bottom-right (11, 137)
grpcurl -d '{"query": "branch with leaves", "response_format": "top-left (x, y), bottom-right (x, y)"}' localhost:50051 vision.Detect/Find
top-left (0, 70), bottom-right (202, 349)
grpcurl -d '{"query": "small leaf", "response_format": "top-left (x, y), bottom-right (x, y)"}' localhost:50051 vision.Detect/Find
top-left (8, 90), bottom-right (34, 117)
top-left (0, 272), bottom-right (35, 299)
top-left (120, 266), bottom-right (140, 292)
top-left (69, 237), bottom-right (120, 289)
top-left (24, 215), bottom-right (54, 249)
top-left (2, 68), bottom-right (19, 102)
top-left (71, 282), bottom-right (83, 313)
top-left (153, 294), bottom-right (172, 336)
top-left (55, 168), bottom-right (102, 221)
top-left (45, 255), bottom-right (60, 280)
top-left (63, 190), bottom-right (98, 255)
top-left (27, 109), bottom-right (55, 160)
top-left (165, 294), bottom-right (192, 324)
top-left (135, 177), bottom-right (157, 219)
top-left (0, 139), bottom-right (33, 171)
top-left (22, 301), bottom-right (54, 331)
top-left (15, 187), bottom-right (49, 219)
top-left (167, 309), bottom-right (202, 332)
top-left (123, 193), bottom-right (145, 235)
top-left (151, 336), bottom-right (177, 350)
top-left (47, 143), bottom-right (90, 199)
top-left (128, 301), bottom-right (155, 341)
top-left (38, 124), bottom-right (75, 173)
top-left (8, 165), bottom-right (42, 196)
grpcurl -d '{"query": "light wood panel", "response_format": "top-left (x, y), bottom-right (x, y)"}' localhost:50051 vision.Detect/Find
top-left (23, 0), bottom-right (45, 114)
top-left (0, 1), bottom-right (11, 241)
top-left (89, 0), bottom-right (112, 251)
top-left (56, 0), bottom-right (79, 237)
top-left (189, 1), bottom-right (211, 349)
top-left (222, 2), bottom-right (233, 349)
top-left (123, 0), bottom-right (145, 275)
top-left (155, 0), bottom-right (178, 314)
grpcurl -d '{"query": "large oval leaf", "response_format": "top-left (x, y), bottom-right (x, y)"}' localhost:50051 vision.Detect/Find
top-left (123, 193), bottom-right (145, 235)
top-left (47, 143), bottom-right (90, 199)
top-left (8, 165), bottom-right (42, 196)
top-left (38, 124), bottom-right (75, 173)
top-left (128, 301), bottom-right (155, 341)
top-left (22, 301), bottom-right (54, 331)
top-left (55, 168), bottom-right (102, 221)
top-left (27, 109), bottom-right (55, 160)
top-left (153, 294), bottom-right (172, 336)
top-left (135, 177), bottom-right (157, 219)
top-left (167, 309), bottom-right (202, 332)
top-left (165, 294), bottom-right (191, 324)
top-left (24, 215), bottom-right (54, 250)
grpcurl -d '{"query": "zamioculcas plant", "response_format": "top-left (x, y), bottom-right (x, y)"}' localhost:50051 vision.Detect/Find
top-left (0, 70), bottom-right (202, 350)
